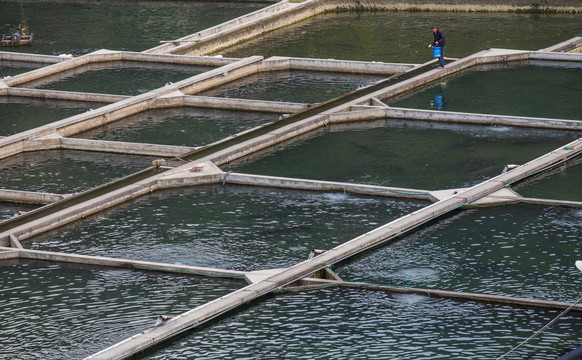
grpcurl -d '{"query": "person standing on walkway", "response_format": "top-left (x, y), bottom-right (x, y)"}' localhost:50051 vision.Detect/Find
top-left (428, 25), bottom-right (445, 68)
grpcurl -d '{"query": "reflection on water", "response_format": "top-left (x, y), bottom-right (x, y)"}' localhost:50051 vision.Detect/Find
top-left (225, 120), bottom-right (579, 190)
top-left (337, 205), bottom-right (582, 302)
top-left (0, 150), bottom-right (157, 193)
top-left (73, 107), bottom-right (280, 147)
top-left (199, 70), bottom-right (384, 104)
top-left (27, 185), bottom-right (427, 271)
top-left (142, 288), bottom-right (582, 359)
top-left (390, 61), bottom-right (582, 121)
top-left (0, 260), bottom-right (242, 360)
top-left (430, 83), bottom-right (447, 110)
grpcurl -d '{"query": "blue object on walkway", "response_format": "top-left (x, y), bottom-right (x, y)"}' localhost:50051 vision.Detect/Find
top-left (432, 46), bottom-right (441, 58)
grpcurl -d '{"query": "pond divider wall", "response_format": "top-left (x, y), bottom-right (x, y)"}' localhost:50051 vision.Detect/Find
top-left (1, 2), bottom-right (581, 355)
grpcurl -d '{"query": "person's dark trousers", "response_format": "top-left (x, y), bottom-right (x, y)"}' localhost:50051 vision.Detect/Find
top-left (438, 46), bottom-right (445, 67)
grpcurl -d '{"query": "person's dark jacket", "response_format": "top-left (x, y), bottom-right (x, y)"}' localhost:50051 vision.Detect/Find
top-left (432, 29), bottom-right (445, 47)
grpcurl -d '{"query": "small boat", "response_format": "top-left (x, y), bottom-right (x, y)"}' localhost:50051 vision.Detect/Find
top-left (1, 32), bottom-right (33, 47)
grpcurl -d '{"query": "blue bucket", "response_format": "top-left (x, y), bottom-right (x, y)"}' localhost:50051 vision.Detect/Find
top-left (432, 46), bottom-right (441, 58)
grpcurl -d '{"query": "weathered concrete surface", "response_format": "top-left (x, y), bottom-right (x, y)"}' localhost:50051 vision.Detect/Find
top-left (5, 87), bottom-right (128, 103)
top-left (541, 35), bottom-right (582, 52)
top-left (32, 136), bottom-right (196, 158)
top-left (225, 172), bottom-right (436, 201)
top-left (334, 106), bottom-right (582, 130)
top-left (0, 51), bottom-right (70, 64)
top-left (6, 247), bottom-right (248, 279)
top-left (0, 189), bottom-right (67, 205)
top-left (338, 282), bottom-right (582, 312)
top-left (381, 107), bottom-right (582, 130)
top-left (180, 95), bottom-right (308, 113)
top-left (263, 56), bottom-right (416, 74)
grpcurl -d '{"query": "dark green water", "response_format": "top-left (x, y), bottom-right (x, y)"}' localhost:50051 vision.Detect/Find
top-left (337, 204), bottom-right (582, 302)
top-left (27, 61), bottom-right (213, 96)
top-left (0, 150), bottom-right (158, 193)
top-left (0, 260), bottom-right (242, 360)
top-left (0, 96), bottom-right (103, 137)
top-left (73, 107), bottom-right (280, 147)
top-left (0, 1), bottom-right (269, 56)
top-left (142, 288), bottom-right (582, 359)
top-left (513, 156), bottom-right (582, 202)
top-left (389, 61), bottom-right (582, 121)
top-left (27, 185), bottom-right (427, 271)
top-left (199, 69), bottom-right (384, 103)
top-left (0, 60), bottom-right (44, 77)
top-left (217, 11), bottom-right (582, 62)
top-left (225, 120), bottom-right (579, 190)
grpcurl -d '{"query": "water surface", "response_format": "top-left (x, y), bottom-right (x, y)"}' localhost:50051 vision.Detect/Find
top-left (337, 205), bottom-right (582, 302)
top-left (389, 61), bottom-right (582, 121)
top-left (27, 185), bottom-right (427, 271)
top-left (0, 60), bottom-right (45, 77)
top-left (26, 61), bottom-right (213, 96)
top-left (0, 260), bottom-right (242, 360)
top-left (513, 156), bottom-right (582, 202)
top-left (0, 202), bottom-right (38, 222)
top-left (0, 96), bottom-right (103, 137)
top-left (225, 120), bottom-right (579, 190)
top-left (142, 287), bottom-right (582, 359)
top-left (0, 150), bottom-right (157, 193)
top-left (0, 1), bottom-right (269, 56)
top-left (199, 69), bottom-right (384, 104)
top-left (73, 107), bottom-right (280, 147)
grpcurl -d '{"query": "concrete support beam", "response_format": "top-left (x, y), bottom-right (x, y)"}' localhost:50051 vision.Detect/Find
top-left (383, 107), bottom-right (582, 131)
top-left (57, 138), bottom-right (195, 157)
top-left (180, 95), bottom-right (307, 113)
top-left (529, 51), bottom-right (582, 62)
top-left (0, 51), bottom-right (70, 64)
top-left (265, 56), bottom-right (416, 74)
top-left (5, 87), bottom-right (128, 103)
top-left (0, 248), bottom-right (19, 260)
top-left (0, 189), bottom-right (66, 205)
top-left (9, 234), bottom-right (23, 249)
top-left (16, 248), bottom-right (247, 279)
top-left (224, 172), bottom-right (436, 201)
top-left (540, 35), bottom-right (582, 53)
top-left (519, 197), bottom-right (582, 208)
top-left (338, 282), bottom-right (582, 313)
